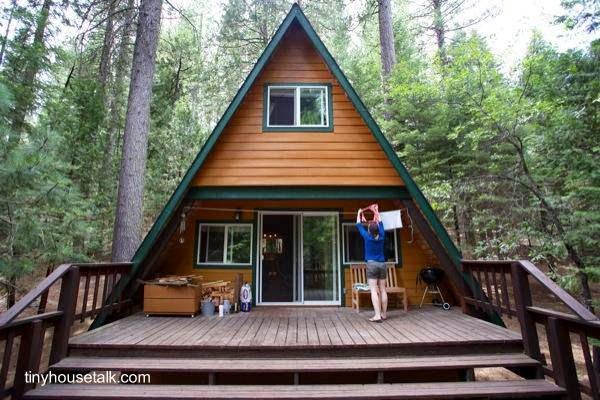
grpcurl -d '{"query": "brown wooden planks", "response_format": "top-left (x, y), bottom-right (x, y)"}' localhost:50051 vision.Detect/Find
top-left (68, 308), bottom-right (522, 351)
top-left (187, 17), bottom-right (404, 188)
top-left (52, 353), bottom-right (539, 374)
top-left (25, 380), bottom-right (565, 399)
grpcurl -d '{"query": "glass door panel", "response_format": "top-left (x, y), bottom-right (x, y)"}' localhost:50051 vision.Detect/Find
top-left (302, 214), bottom-right (339, 302)
top-left (260, 214), bottom-right (296, 302)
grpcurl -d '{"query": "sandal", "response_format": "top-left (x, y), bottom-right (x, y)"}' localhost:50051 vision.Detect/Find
top-left (381, 316), bottom-right (387, 321)
top-left (369, 317), bottom-right (383, 323)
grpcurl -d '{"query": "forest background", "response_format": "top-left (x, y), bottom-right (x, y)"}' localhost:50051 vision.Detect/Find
top-left (0, 0), bottom-right (598, 311)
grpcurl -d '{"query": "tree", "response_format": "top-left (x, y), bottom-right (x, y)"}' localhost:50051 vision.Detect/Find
top-left (555, 0), bottom-right (600, 33)
top-left (9, 0), bottom-right (52, 135)
top-left (112, 0), bottom-right (163, 261)
top-left (377, 0), bottom-right (396, 80)
top-left (377, 0), bottom-right (396, 120)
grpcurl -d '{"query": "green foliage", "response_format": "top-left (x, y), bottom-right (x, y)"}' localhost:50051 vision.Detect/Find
top-left (0, 0), bottom-right (597, 309)
top-left (0, 82), bottom-right (97, 283)
top-left (555, 0), bottom-right (600, 32)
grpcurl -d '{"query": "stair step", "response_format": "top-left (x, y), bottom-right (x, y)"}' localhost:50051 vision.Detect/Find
top-left (50, 353), bottom-right (540, 374)
top-left (24, 380), bottom-right (566, 399)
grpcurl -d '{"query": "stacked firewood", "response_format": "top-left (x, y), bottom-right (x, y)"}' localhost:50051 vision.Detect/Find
top-left (201, 280), bottom-right (235, 305)
top-left (141, 275), bottom-right (202, 287)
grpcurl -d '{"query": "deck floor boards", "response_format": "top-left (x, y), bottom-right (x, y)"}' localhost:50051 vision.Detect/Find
top-left (70, 308), bottom-right (521, 350)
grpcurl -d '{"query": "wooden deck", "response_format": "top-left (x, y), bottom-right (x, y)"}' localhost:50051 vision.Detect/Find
top-left (69, 307), bottom-right (521, 357)
top-left (25, 307), bottom-right (564, 399)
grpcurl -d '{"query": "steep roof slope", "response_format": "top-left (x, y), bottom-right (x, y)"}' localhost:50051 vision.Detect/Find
top-left (129, 3), bottom-right (461, 283)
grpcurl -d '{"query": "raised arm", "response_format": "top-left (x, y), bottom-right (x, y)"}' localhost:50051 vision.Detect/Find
top-left (356, 209), bottom-right (368, 238)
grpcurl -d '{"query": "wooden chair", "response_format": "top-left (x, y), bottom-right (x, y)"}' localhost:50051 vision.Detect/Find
top-left (351, 263), bottom-right (408, 313)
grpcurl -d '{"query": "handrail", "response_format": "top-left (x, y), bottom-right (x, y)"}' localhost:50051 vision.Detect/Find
top-left (516, 260), bottom-right (597, 321)
top-left (527, 306), bottom-right (600, 330)
top-left (0, 262), bottom-right (133, 400)
top-left (0, 311), bottom-right (63, 332)
top-left (0, 264), bottom-right (72, 326)
top-left (461, 259), bottom-right (600, 400)
top-left (462, 259), bottom-right (598, 321)
top-left (0, 262), bottom-right (133, 327)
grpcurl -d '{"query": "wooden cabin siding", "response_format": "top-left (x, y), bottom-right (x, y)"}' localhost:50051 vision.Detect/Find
top-left (192, 24), bottom-right (404, 187)
top-left (155, 200), bottom-right (442, 307)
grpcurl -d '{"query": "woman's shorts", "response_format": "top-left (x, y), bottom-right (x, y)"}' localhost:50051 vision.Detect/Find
top-left (366, 261), bottom-right (386, 280)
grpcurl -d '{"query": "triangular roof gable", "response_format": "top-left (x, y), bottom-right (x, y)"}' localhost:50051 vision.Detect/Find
top-left (131, 3), bottom-right (461, 273)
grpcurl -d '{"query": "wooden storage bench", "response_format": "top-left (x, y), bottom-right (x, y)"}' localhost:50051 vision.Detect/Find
top-left (143, 284), bottom-right (201, 316)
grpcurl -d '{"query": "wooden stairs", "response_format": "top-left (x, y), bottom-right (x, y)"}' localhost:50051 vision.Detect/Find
top-left (4, 260), bottom-right (595, 399)
top-left (25, 337), bottom-right (565, 399)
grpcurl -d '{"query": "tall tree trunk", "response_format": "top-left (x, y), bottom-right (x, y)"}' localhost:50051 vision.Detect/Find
top-left (431, 0), bottom-right (447, 64)
top-left (102, 0), bottom-right (135, 185)
top-left (10, 0), bottom-right (52, 134)
top-left (377, 0), bottom-right (396, 121)
top-left (6, 204), bottom-right (15, 308)
top-left (99, 0), bottom-right (117, 95)
top-left (378, 0), bottom-right (396, 78)
top-left (11, 0), bottom-right (52, 133)
top-left (0, 0), bottom-right (17, 66)
top-left (111, 0), bottom-right (162, 262)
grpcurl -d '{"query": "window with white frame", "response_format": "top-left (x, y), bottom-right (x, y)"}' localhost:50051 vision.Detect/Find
top-left (196, 223), bottom-right (252, 265)
top-left (342, 223), bottom-right (398, 264)
top-left (266, 85), bottom-right (330, 129)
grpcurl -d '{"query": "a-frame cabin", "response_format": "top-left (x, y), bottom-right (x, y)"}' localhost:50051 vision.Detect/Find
top-left (2, 5), bottom-right (598, 400)
top-left (113, 2), bottom-right (467, 311)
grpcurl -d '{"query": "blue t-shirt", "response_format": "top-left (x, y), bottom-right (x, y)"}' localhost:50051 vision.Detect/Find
top-left (356, 221), bottom-right (385, 262)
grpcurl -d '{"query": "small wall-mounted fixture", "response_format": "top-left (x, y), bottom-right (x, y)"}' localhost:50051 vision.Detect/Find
top-left (235, 209), bottom-right (242, 221)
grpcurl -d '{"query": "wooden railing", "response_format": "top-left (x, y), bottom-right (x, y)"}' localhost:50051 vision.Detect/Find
top-left (0, 262), bottom-right (132, 399)
top-left (462, 259), bottom-right (600, 400)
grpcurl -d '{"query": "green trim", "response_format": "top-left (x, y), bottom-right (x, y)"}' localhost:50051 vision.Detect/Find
top-left (186, 186), bottom-right (410, 200)
top-left (193, 220), bottom-right (254, 268)
top-left (262, 83), bottom-right (333, 132)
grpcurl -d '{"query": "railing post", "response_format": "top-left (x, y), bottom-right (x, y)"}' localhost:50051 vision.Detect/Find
top-left (49, 266), bottom-right (80, 365)
top-left (510, 262), bottom-right (542, 362)
top-left (13, 320), bottom-right (44, 399)
top-left (594, 345), bottom-right (600, 387)
top-left (546, 317), bottom-right (581, 400)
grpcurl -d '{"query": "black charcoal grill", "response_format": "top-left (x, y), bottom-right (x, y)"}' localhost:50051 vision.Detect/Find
top-left (417, 267), bottom-right (450, 310)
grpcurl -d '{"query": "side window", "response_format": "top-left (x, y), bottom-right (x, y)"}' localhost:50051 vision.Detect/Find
top-left (197, 223), bottom-right (253, 265)
top-left (342, 223), bottom-right (398, 264)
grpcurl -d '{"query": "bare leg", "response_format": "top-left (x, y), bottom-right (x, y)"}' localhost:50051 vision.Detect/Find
top-left (368, 278), bottom-right (381, 320)
top-left (378, 279), bottom-right (388, 319)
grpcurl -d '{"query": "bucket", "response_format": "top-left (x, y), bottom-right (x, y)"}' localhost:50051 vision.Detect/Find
top-left (201, 300), bottom-right (215, 317)
top-left (223, 300), bottom-right (231, 314)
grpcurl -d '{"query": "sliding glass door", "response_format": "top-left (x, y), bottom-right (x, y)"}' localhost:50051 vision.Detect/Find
top-left (301, 213), bottom-right (339, 303)
top-left (258, 212), bottom-right (340, 305)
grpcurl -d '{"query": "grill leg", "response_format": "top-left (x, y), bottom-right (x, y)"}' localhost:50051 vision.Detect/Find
top-left (436, 284), bottom-right (446, 304)
top-left (419, 285), bottom-right (429, 308)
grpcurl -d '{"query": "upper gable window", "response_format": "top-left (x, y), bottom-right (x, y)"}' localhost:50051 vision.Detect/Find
top-left (264, 84), bottom-right (332, 131)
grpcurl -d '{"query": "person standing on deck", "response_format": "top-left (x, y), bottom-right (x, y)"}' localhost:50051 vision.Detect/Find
top-left (356, 208), bottom-right (387, 323)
